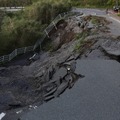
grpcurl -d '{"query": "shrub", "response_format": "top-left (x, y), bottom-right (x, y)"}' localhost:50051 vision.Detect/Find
top-left (0, 0), bottom-right (71, 55)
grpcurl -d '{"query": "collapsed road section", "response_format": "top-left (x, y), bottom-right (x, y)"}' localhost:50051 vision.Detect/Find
top-left (0, 8), bottom-right (120, 120)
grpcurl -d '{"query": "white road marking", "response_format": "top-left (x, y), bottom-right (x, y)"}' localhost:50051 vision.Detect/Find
top-left (109, 16), bottom-right (120, 23)
top-left (0, 113), bottom-right (6, 120)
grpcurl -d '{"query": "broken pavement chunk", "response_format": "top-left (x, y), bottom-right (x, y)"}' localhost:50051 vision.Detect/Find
top-left (54, 81), bottom-right (68, 97)
top-left (101, 40), bottom-right (120, 56)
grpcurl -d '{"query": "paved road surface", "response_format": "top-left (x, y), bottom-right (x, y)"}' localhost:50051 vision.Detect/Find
top-left (19, 60), bottom-right (120, 120)
top-left (72, 8), bottom-right (106, 15)
top-left (0, 7), bottom-right (24, 12)
top-left (107, 14), bottom-right (120, 36)
top-left (73, 8), bottom-right (120, 36)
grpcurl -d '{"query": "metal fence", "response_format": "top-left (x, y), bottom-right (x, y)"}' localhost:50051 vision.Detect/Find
top-left (0, 46), bottom-right (34, 63)
top-left (0, 11), bottom-right (75, 64)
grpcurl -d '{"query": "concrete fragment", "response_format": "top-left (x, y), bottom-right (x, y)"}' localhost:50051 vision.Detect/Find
top-left (52, 67), bottom-right (67, 81)
top-left (101, 40), bottom-right (120, 56)
top-left (54, 81), bottom-right (68, 97)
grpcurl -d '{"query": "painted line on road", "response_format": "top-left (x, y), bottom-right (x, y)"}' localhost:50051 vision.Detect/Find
top-left (109, 16), bottom-right (120, 24)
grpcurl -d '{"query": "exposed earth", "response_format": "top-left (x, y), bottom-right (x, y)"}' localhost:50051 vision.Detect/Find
top-left (0, 8), bottom-right (120, 120)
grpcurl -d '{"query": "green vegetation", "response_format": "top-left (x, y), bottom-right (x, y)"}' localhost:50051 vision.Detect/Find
top-left (0, 0), bottom-right (120, 56)
top-left (91, 16), bottom-right (103, 25)
top-left (74, 38), bottom-right (85, 52)
top-left (0, 0), bottom-right (119, 9)
top-left (117, 13), bottom-right (120, 16)
top-left (74, 30), bottom-right (89, 52)
top-left (0, 0), bottom-right (71, 55)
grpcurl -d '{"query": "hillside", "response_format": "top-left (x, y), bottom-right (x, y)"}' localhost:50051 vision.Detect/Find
top-left (0, 0), bottom-right (71, 56)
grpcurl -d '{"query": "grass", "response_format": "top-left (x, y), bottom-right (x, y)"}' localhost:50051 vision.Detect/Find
top-left (74, 38), bottom-right (85, 52)
top-left (74, 30), bottom-right (90, 52)
top-left (91, 16), bottom-right (100, 25)
top-left (117, 13), bottom-right (120, 17)
top-left (42, 37), bottom-right (54, 52)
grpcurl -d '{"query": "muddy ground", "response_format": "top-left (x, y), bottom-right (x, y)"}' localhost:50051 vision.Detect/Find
top-left (0, 12), bottom-right (120, 114)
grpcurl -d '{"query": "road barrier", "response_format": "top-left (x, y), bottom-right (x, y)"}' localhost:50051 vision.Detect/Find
top-left (0, 11), bottom-right (76, 64)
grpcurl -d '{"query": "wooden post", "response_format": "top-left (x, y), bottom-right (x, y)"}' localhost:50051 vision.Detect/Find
top-left (52, 21), bottom-right (57, 30)
top-left (45, 30), bottom-right (49, 38)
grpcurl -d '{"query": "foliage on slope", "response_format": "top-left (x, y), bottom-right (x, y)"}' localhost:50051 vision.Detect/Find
top-left (0, 0), bottom-right (71, 55)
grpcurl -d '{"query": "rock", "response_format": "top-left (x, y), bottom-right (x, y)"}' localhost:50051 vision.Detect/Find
top-left (70, 61), bottom-right (76, 72)
top-left (64, 74), bottom-right (73, 82)
top-left (44, 88), bottom-right (57, 98)
top-left (80, 23), bottom-right (84, 28)
top-left (101, 40), bottom-right (120, 56)
top-left (52, 67), bottom-right (67, 81)
top-left (54, 81), bottom-right (68, 97)
top-left (35, 71), bottom-right (43, 78)
top-left (43, 70), bottom-right (50, 82)
top-left (0, 77), bottom-right (10, 85)
top-left (0, 92), bottom-right (21, 110)
top-left (48, 66), bottom-right (55, 80)
top-left (66, 55), bottom-right (75, 62)
top-left (73, 26), bottom-right (82, 33)
top-left (87, 21), bottom-right (94, 29)
top-left (0, 67), bottom-right (5, 71)
top-left (75, 16), bottom-right (82, 21)
top-left (74, 53), bottom-right (80, 60)
top-left (52, 37), bottom-right (61, 50)
top-left (46, 85), bottom-right (55, 92)
top-left (44, 94), bottom-right (54, 102)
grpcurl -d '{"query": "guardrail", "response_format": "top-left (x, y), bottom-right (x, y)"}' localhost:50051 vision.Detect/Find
top-left (0, 46), bottom-right (34, 63)
top-left (0, 11), bottom-right (77, 64)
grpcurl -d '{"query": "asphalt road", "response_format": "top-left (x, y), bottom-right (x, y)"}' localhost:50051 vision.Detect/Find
top-left (73, 8), bottom-right (120, 36)
top-left (72, 8), bottom-right (106, 15)
top-left (20, 60), bottom-right (120, 120)
top-left (0, 7), bottom-right (23, 12)
top-left (107, 15), bottom-right (120, 36)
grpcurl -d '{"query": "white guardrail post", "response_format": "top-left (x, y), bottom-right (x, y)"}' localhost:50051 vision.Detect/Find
top-left (52, 21), bottom-right (57, 30)
top-left (59, 14), bottom-right (62, 19)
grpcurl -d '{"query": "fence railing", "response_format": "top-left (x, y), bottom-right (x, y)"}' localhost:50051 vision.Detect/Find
top-left (0, 11), bottom-right (77, 64)
top-left (0, 46), bottom-right (34, 63)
